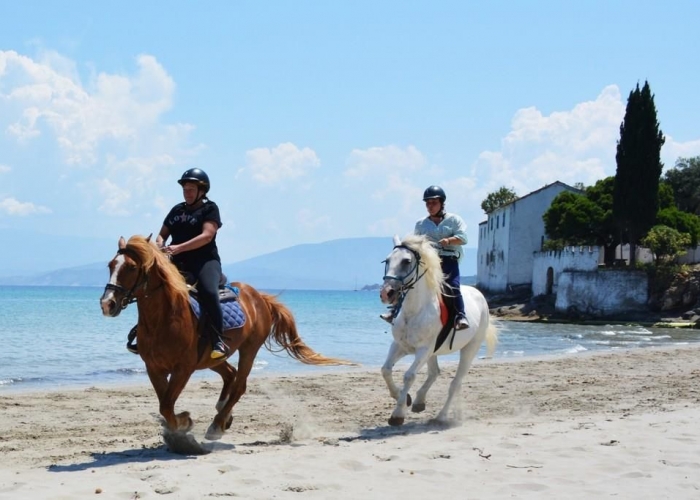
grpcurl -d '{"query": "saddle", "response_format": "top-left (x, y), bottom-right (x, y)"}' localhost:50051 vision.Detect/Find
top-left (185, 273), bottom-right (239, 303)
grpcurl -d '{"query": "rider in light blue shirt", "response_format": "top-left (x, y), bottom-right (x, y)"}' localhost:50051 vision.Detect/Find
top-left (381, 185), bottom-right (469, 330)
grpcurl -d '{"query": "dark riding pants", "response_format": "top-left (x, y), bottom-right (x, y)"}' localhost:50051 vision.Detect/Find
top-left (440, 257), bottom-right (465, 318)
top-left (190, 259), bottom-right (224, 338)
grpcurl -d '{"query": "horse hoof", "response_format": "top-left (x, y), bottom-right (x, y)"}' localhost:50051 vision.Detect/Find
top-left (411, 403), bottom-right (426, 413)
top-left (205, 423), bottom-right (224, 441)
top-left (388, 416), bottom-right (405, 426)
top-left (225, 415), bottom-right (233, 430)
top-left (406, 393), bottom-right (412, 407)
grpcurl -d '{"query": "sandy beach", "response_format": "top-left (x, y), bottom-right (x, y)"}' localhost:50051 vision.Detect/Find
top-left (1, 345), bottom-right (699, 499)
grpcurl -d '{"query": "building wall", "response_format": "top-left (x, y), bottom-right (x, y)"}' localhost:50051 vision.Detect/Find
top-left (476, 208), bottom-right (510, 292)
top-left (532, 247), bottom-right (599, 296)
top-left (555, 270), bottom-right (648, 316)
top-left (477, 181), bottom-right (580, 293)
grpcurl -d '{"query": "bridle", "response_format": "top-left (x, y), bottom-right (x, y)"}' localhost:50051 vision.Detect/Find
top-left (382, 244), bottom-right (428, 319)
top-left (103, 247), bottom-right (149, 311)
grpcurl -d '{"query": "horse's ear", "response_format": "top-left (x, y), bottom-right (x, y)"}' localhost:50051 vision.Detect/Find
top-left (118, 236), bottom-right (126, 249)
top-left (393, 234), bottom-right (401, 246)
top-left (145, 233), bottom-right (153, 243)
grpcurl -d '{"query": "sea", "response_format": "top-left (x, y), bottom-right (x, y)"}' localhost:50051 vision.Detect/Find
top-left (1, 285), bottom-right (700, 393)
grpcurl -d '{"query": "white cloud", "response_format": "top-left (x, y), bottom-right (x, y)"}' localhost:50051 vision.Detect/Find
top-left (0, 50), bottom-right (200, 221)
top-left (244, 142), bottom-right (320, 184)
top-left (0, 197), bottom-right (51, 216)
top-left (0, 164), bottom-right (10, 174)
top-left (662, 136), bottom-right (700, 169)
top-left (473, 85), bottom-right (625, 194)
top-left (345, 144), bottom-right (426, 178)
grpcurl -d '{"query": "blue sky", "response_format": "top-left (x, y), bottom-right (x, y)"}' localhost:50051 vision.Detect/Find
top-left (1, 1), bottom-right (699, 266)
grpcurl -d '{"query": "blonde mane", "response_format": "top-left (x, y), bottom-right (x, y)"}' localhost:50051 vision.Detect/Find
top-left (125, 235), bottom-right (191, 308)
top-left (400, 234), bottom-right (445, 293)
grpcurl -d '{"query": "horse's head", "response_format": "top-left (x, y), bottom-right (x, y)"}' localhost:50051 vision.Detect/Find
top-left (100, 235), bottom-right (152, 317)
top-left (380, 234), bottom-right (443, 305)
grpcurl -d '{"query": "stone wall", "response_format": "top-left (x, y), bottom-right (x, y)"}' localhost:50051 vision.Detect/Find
top-left (555, 270), bottom-right (648, 316)
top-left (532, 247), bottom-right (599, 296)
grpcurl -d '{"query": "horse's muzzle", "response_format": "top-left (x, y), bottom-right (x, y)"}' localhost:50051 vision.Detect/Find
top-left (100, 290), bottom-right (122, 317)
top-left (379, 284), bottom-right (398, 305)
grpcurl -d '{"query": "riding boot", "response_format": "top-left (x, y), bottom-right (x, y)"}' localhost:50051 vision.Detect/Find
top-left (210, 327), bottom-right (229, 360)
top-left (126, 325), bottom-right (138, 354)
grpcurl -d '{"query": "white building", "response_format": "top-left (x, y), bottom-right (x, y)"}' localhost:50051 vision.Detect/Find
top-left (477, 181), bottom-right (581, 293)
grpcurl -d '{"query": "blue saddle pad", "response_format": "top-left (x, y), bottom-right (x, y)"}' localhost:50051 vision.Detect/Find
top-left (188, 293), bottom-right (246, 330)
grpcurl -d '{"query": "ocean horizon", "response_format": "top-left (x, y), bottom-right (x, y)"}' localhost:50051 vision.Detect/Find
top-left (2, 285), bottom-right (700, 393)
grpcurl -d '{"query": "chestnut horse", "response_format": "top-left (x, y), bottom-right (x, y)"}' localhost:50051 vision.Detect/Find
top-left (100, 235), bottom-right (349, 441)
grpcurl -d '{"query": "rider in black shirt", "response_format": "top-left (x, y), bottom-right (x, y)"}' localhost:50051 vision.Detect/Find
top-left (126, 168), bottom-right (228, 360)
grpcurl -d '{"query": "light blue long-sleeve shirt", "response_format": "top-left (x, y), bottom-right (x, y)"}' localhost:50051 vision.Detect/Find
top-left (414, 213), bottom-right (468, 260)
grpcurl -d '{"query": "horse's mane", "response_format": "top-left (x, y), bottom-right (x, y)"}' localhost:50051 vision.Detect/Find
top-left (400, 234), bottom-right (445, 293)
top-left (125, 235), bottom-right (190, 308)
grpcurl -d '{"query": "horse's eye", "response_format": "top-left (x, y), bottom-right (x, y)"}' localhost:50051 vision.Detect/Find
top-left (401, 257), bottom-right (411, 266)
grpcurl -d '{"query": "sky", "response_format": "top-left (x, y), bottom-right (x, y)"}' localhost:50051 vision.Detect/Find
top-left (1, 0), bottom-right (699, 266)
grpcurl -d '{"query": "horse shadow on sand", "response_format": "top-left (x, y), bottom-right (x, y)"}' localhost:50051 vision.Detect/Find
top-left (47, 434), bottom-right (236, 473)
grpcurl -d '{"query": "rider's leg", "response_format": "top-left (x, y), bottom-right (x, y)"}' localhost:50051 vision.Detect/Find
top-left (197, 260), bottom-right (228, 359)
top-left (441, 257), bottom-right (469, 330)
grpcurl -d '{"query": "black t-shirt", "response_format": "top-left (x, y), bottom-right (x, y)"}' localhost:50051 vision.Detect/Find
top-left (164, 200), bottom-right (222, 270)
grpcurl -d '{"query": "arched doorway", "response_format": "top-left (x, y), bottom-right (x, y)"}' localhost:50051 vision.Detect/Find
top-left (546, 267), bottom-right (554, 295)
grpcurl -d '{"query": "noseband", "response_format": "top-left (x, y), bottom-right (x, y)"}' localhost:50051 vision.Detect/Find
top-left (382, 244), bottom-right (428, 319)
top-left (103, 247), bottom-right (149, 310)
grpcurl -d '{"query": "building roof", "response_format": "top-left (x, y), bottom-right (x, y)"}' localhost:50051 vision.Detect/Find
top-left (478, 180), bottom-right (582, 226)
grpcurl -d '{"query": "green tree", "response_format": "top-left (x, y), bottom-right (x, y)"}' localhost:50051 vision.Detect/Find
top-left (663, 156), bottom-right (700, 215)
top-left (613, 81), bottom-right (665, 265)
top-left (543, 177), bottom-right (619, 264)
top-left (640, 225), bottom-right (691, 264)
top-left (655, 207), bottom-right (700, 246)
top-left (481, 186), bottom-right (518, 214)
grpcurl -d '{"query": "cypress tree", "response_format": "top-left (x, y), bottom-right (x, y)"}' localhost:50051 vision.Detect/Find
top-left (613, 81), bottom-right (665, 265)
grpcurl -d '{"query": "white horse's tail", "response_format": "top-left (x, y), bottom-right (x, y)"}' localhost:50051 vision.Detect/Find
top-left (484, 314), bottom-right (500, 358)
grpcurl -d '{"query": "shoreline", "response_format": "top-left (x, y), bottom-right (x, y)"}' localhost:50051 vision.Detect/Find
top-left (1, 345), bottom-right (699, 498)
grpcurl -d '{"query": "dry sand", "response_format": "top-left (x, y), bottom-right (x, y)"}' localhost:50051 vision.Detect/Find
top-left (1, 345), bottom-right (700, 499)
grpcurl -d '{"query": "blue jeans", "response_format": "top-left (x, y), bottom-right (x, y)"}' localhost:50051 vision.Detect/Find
top-left (441, 257), bottom-right (465, 318)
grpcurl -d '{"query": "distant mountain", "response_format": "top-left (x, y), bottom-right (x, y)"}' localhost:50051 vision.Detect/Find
top-left (0, 237), bottom-right (478, 290)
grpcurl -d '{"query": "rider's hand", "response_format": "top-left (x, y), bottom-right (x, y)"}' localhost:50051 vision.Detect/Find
top-left (439, 238), bottom-right (451, 246)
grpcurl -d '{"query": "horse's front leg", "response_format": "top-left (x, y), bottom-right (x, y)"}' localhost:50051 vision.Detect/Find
top-left (146, 367), bottom-right (194, 433)
top-left (389, 345), bottom-right (431, 426)
top-left (381, 341), bottom-right (406, 402)
top-left (413, 355), bottom-right (439, 413)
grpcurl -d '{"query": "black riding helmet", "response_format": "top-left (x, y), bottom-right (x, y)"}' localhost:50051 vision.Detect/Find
top-left (178, 168), bottom-right (210, 194)
top-left (423, 185), bottom-right (446, 202)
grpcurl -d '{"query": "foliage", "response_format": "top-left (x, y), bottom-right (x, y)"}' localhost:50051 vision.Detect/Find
top-left (663, 156), bottom-right (700, 215)
top-left (481, 186), bottom-right (518, 214)
top-left (542, 239), bottom-right (566, 251)
top-left (613, 80), bottom-right (665, 264)
top-left (658, 181), bottom-right (675, 210)
top-left (640, 225), bottom-right (691, 264)
top-left (655, 207), bottom-right (700, 246)
top-left (543, 177), bottom-right (618, 264)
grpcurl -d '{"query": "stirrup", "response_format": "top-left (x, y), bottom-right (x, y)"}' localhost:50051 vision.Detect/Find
top-left (455, 317), bottom-right (469, 331)
top-left (210, 341), bottom-right (229, 360)
top-left (126, 341), bottom-right (139, 354)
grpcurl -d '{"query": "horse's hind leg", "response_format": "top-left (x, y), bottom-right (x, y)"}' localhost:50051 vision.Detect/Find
top-left (210, 361), bottom-right (237, 414)
top-left (412, 356), bottom-right (439, 413)
top-left (434, 341), bottom-right (480, 423)
top-left (206, 347), bottom-right (257, 440)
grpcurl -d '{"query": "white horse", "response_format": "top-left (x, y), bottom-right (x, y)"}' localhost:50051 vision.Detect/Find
top-left (379, 234), bottom-right (498, 426)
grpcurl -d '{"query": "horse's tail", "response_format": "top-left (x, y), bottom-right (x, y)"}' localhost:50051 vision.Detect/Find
top-left (484, 314), bottom-right (500, 358)
top-left (261, 293), bottom-right (354, 366)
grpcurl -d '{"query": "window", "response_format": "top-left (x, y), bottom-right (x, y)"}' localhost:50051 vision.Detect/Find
top-left (503, 212), bottom-right (506, 225)
top-left (496, 214), bottom-right (499, 229)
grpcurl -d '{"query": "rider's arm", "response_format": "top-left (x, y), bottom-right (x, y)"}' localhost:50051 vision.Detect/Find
top-left (156, 225), bottom-right (170, 248)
